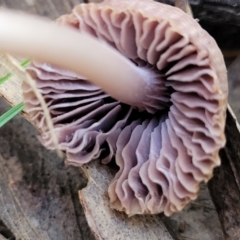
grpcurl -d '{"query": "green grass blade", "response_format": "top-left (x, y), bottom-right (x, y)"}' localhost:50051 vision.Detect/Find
top-left (0, 102), bottom-right (24, 127)
top-left (20, 59), bottom-right (31, 67)
top-left (0, 73), bottom-right (11, 84)
top-left (0, 59), bottom-right (30, 84)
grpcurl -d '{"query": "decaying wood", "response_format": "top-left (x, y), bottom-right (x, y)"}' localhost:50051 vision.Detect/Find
top-left (206, 97), bottom-right (240, 240)
top-left (0, 219), bottom-right (15, 240)
top-left (174, 1), bottom-right (240, 239)
top-left (0, 87), bottom-right (223, 240)
top-left (0, 59), bottom-right (94, 239)
top-left (0, 57), bottom-right (176, 240)
top-left (79, 161), bottom-right (173, 240)
top-left (0, 125), bottom-right (93, 240)
top-left (0, 0), bottom-right (238, 240)
top-left (208, 109), bottom-right (240, 240)
top-left (227, 56), bottom-right (240, 120)
top-left (0, 66), bottom-right (224, 240)
top-left (0, 1), bottom-right (175, 239)
top-left (159, 0), bottom-right (240, 26)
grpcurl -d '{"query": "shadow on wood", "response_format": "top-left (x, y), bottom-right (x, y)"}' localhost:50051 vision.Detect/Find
top-left (208, 110), bottom-right (240, 240)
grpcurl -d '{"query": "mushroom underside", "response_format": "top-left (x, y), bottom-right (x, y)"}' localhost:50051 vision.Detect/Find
top-left (22, 0), bottom-right (227, 216)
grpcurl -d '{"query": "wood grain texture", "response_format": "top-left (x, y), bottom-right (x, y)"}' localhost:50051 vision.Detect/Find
top-left (164, 0), bottom-right (240, 24)
top-left (79, 161), bottom-right (173, 240)
top-left (0, 58), bottom-right (223, 240)
top-left (227, 56), bottom-right (240, 120)
top-left (0, 109), bottom-right (94, 240)
top-left (208, 110), bottom-right (240, 240)
top-left (0, 59), bottom-right (176, 240)
top-left (0, 0), bottom-right (233, 239)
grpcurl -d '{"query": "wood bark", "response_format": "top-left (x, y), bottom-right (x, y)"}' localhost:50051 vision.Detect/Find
top-left (0, 0), bottom-right (239, 239)
top-left (208, 109), bottom-right (240, 240)
top-left (160, 0), bottom-right (240, 26)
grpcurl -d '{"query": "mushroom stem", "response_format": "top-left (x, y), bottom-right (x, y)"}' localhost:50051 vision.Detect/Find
top-left (0, 10), bottom-right (157, 112)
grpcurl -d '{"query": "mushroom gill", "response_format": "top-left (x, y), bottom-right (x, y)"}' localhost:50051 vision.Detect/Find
top-left (22, 0), bottom-right (228, 216)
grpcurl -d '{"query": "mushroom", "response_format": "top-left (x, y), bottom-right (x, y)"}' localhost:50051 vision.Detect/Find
top-left (0, 0), bottom-right (227, 216)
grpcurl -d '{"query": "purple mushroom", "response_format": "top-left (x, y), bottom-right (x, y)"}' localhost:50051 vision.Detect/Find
top-left (0, 0), bottom-right (228, 216)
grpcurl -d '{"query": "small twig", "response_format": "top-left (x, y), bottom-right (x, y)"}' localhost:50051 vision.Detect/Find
top-left (227, 104), bottom-right (240, 132)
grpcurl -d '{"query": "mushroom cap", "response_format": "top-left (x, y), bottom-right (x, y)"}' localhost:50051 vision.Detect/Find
top-left (23, 0), bottom-right (228, 216)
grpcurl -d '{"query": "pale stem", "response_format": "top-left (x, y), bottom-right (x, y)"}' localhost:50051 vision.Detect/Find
top-left (0, 10), bottom-right (149, 109)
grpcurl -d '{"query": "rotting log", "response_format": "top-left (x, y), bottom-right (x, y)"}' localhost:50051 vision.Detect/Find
top-left (159, 0), bottom-right (240, 27)
top-left (0, 58), bottom-right (174, 240)
top-left (169, 1), bottom-right (240, 239)
top-left (0, 0), bottom-right (176, 239)
top-left (0, 0), bottom-right (238, 239)
top-left (79, 162), bottom-right (173, 240)
top-left (0, 64), bottom-right (225, 240)
top-left (208, 108), bottom-right (240, 240)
